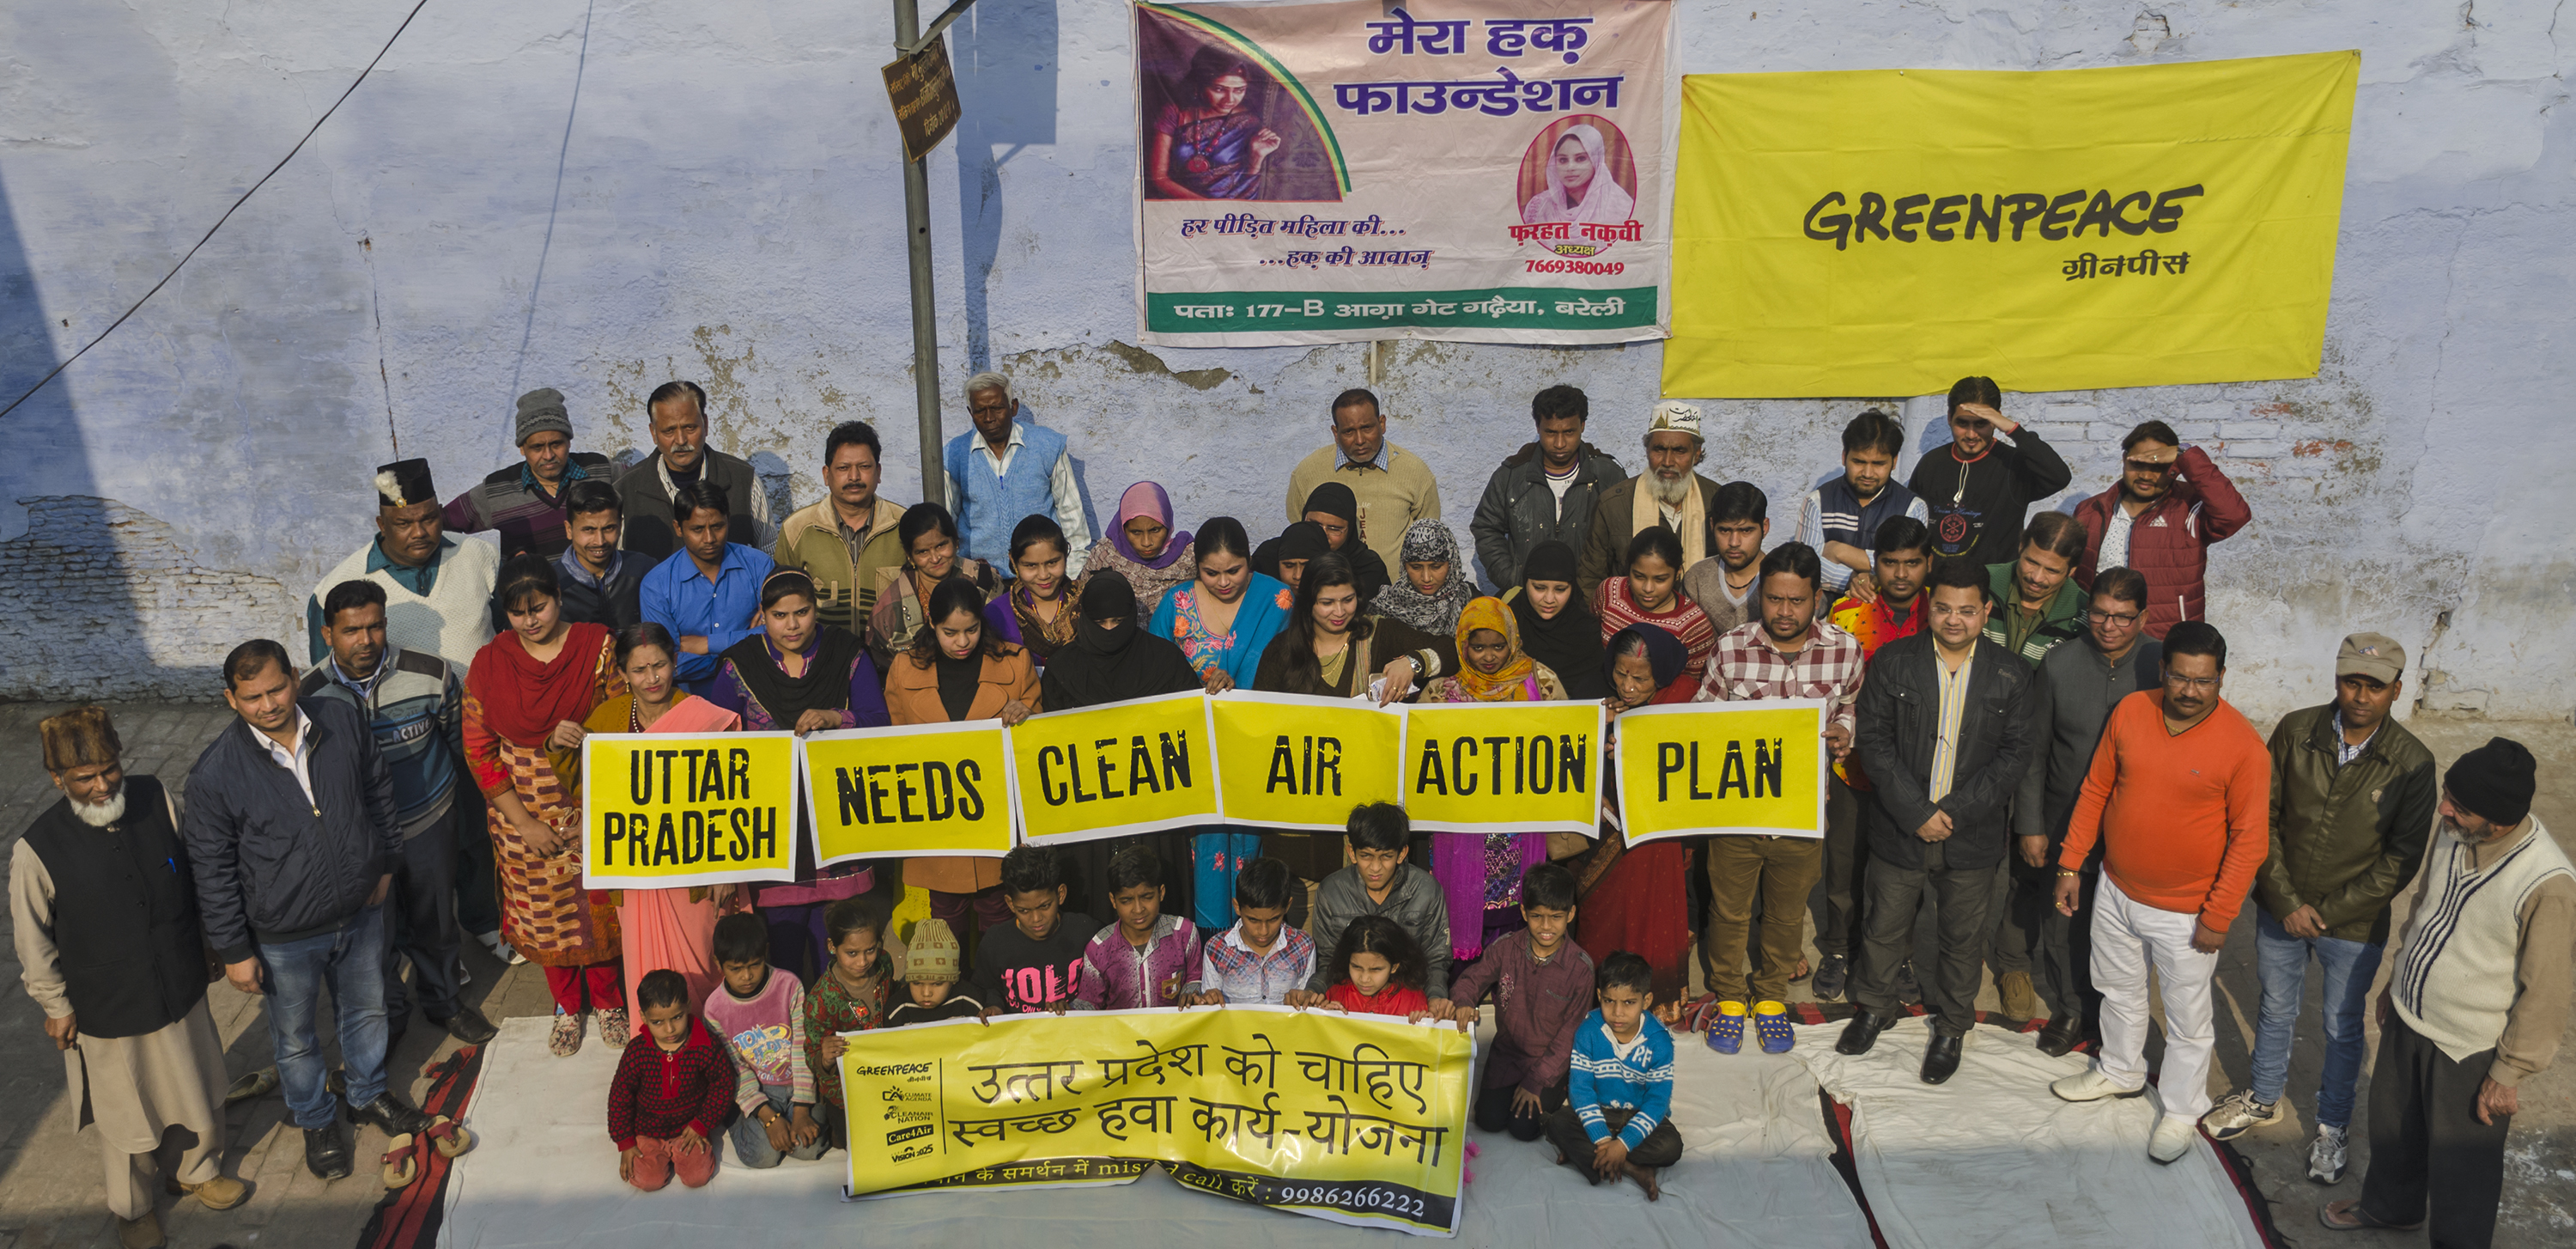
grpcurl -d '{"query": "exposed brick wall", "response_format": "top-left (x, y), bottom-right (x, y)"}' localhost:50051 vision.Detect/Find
top-left (0, 497), bottom-right (291, 701)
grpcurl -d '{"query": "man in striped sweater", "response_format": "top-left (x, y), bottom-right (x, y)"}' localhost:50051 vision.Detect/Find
top-left (1546, 952), bottom-right (1680, 1202)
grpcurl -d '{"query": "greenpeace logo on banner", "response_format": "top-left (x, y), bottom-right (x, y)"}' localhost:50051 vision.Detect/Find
top-left (1801, 186), bottom-right (2203, 250)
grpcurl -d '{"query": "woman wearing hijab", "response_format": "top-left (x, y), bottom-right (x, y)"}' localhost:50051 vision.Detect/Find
top-left (708, 570), bottom-right (892, 983)
top-left (1506, 539), bottom-right (1608, 701)
top-left (1084, 482), bottom-right (1198, 612)
top-left (1251, 520), bottom-right (1332, 594)
top-left (586, 623), bottom-right (741, 1016)
top-left (1567, 624), bottom-right (1699, 1004)
top-left (464, 555), bottom-right (627, 1056)
top-left (1369, 519), bottom-right (1477, 637)
top-left (1146, 518), bottom-right (1292, 929)
top-left (1520, 122), bottom-right (1638, 226)
top-left (1005, 514), bottom-right (1084, 662)
top-left (1043, 570), bottom-right (1206, 922)
top-left (867, 503), bottom-right (1021, 670)
top-left (888, 576), bottom-right (1041, 942)
top-left (1262, 483), bottom-right (1390, 604)
top-left (1419, 597), bottom-right (1562, 966)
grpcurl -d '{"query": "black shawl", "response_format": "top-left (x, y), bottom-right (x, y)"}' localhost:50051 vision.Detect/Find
top-left (720, 624), bottom-right (869, 723)
top-left (1038, 572), bottom-right (1204, 710)
top-left (1510, 540), bottom-right (1607, 700)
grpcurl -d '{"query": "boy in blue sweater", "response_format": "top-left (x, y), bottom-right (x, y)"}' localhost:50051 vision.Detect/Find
top-left (1546, 952), bottom-right (1681, 1201)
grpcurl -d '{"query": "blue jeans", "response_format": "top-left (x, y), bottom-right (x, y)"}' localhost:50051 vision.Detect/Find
top-left (2251, 908), bottom-right (2384, 1127)
top-left (729, 1081), bottom-right (829, 1167)
top-left (258, 903), bottom-right (392, 1130)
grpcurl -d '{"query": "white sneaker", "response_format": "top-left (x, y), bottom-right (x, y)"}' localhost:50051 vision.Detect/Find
top-left (2148, 1114), bottom-right (2196, 1165)
top-left (2050, 1067), bottom-right (2148, 1103)
top-left (2201, 1088), bottom-right (2284, 1141)
top-left (2307, 1124), bottom-right (2348, 1185)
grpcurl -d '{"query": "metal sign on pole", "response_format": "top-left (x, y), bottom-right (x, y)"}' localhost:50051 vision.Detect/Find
top-left (886, 0), bottom-right (973, 503)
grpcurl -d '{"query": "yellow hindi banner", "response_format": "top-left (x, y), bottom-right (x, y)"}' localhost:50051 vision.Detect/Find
top-left (1613, 702), bottom-right (1827, 847)
top-left (1209, 692), bottom-right (1404, 831)
top-left (1012, 692), bottom-right (1221, 844)
top-left (1400, 701), bottom-right (1605, 835)
top-left (841, 1006), bottom-right (1472, 1235)
top-left (801, 722), bottom-right (1018, 867)
top-left (1663, 51), bottom-right (2359, 397)
top-left (579, 732), bottom-right (799, 889)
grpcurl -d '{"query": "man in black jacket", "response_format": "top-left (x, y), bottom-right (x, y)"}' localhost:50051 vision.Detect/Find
top-left (551, 478), bottom-right (646, 629)
top-left (1838, 559), bottom-right (2039, 1082)
top-left (183, 640), bottom-right (435, 1180)
top-left (616, 380), bottom-right (773, 560)
top-left (1469, 385), bottom-right (1626, 591)
top-left (1906, 375), bottom-right (2072, 569)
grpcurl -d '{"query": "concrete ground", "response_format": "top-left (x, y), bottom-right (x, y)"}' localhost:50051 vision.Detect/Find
top-left (0, 702), bottom-right (2569, 1249)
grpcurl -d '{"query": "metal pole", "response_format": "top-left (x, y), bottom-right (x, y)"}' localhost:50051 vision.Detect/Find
top-left (896, 0), bottom-right (945, 504)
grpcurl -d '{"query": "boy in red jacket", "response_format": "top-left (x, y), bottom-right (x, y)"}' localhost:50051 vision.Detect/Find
top-left (611, 970), bottom-right (734, 1191)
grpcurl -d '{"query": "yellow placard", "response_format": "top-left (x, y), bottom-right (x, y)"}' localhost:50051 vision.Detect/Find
top-left (580, 732), bottom-right (799, 888)
top-left (1663, 51), bottom-right (2359, 397)
top-left (1209, 692), bottom-right (1404, 831)
top-left (1613, 702), bottom-right (1827, 846)
top-left (1012, 692), bottom-right (1221, 844)
top-left (1400, 701), bottom-right (1605, 835)
top-left (801, 722), bottom-right (1018, 866)
top-left (841, 1006), bottom-right (1470, 1234)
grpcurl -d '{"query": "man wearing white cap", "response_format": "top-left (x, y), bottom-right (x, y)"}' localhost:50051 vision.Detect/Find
top-left (1577, 400), bottom-right (1722, 603)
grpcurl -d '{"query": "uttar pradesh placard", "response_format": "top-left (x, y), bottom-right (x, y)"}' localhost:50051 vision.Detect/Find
top-left (801, 722), bottom-right (1018, 867)
top-left (580, 732), bottom-right (799, 888)
top-left (1400, 700), bottom-right (1603, 834)
top-left (1136, 0), bottom-right (1672, 347)
top-left (1612, 702), bottom-right (1827, 846)
top-left (841, 1007), bottom-right (1472, 1236)
top-left (1210, 691), bottom-right (1404, 830)
top-left (1012, 693), bottom-right (1222, 844)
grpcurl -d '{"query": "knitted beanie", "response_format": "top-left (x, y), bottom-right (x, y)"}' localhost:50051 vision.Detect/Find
top-left (2445, 737), bottom-right (2536, 828)
top-left (515, 387), bottom-right (573, 445)
top-left (905, 918), bottom-right (962, 984)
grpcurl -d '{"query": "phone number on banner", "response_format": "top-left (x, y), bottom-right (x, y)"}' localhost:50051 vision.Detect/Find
top-left (1148, 286), bottom-right (1655, 332)
top-left (1168, 1161), bottom-right (1454, 1230)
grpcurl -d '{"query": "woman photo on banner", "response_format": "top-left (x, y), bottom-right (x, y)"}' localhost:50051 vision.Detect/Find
top-left (1147, 517), bottom-right (1293, 930)
top-left (1421, 596), bottom-right (1568, 971)
top-left (585, 622), bottom-right (743, 1015)
top-left (1146, 46), bottom-right (1284, 201)
top-left (887, 576), bottom-right (1042, 951)
top-left (1519, 116), bottom-right (1638, 227)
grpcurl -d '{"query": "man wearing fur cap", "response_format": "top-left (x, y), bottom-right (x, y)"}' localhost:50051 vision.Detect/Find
top-left (9, 708), bottom-right (246, 1248)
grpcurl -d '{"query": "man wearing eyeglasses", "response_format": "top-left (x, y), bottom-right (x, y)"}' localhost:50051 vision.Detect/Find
top-left (2072, 420), bottom-right (2251, 640)
top-left (2008, 568), bottom-right (2160, 1057)
top-left (2047, 622), bottom-right (2270, 1167)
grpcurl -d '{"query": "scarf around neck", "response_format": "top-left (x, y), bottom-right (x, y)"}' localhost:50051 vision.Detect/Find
top-left (1369, 519), bottom-right (1474, 634)
top-left (1108, 481), bottom-right (1193, 570)
top-left (720, 625), bottom-right (867, 724)
top-left (1451, 596), bottom-right (1541, 701)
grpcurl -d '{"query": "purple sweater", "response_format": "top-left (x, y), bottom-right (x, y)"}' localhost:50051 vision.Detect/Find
top-left (1073, 914), bottom-right (1202, 1010)
top-left (1445, 929), bottom-right (1595, 1095)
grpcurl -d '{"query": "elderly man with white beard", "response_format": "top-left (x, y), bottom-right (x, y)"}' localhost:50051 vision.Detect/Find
top-left (10, 708), bottom-right (247, 1249)
top-left (1577, 401), bottom-right (1725, 605)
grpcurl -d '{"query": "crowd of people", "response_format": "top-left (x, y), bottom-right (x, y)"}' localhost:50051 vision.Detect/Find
top-left (12, 374), bottom-right (2566, 1247)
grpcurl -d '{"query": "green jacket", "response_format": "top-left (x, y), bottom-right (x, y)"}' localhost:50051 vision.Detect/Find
top-left (774, 497), bottom-right (910, 636)
top-left (1981, 563), bottom-right (2087, 667)
top-left (2253, 704), bottom-right (2438, 945)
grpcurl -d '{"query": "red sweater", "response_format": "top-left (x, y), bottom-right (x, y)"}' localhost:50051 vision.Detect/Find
top-left (608, 1015), bottom-right (735, 1150)
top-left (2059, 691), bottom-right (2270, 929)
top-left (1328, 981), bottom-right (1431, 1018)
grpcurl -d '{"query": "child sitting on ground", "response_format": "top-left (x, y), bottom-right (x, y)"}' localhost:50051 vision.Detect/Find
top-left (699, 913), bottom-right (824, 1168)
top-left (1189, 856), bottom-right (1315, 1006)
top-left (1547, 952), bottom-right (1681, 1202)
top-left (1297, 801), bottom-right (1452, 1002)
top-left (1308, 915), bottom-right (1435, 1021)
top-left (888, 918), bottom-right (988, 1026)
top-left (804, 899), bottom-right (894, 1150)
top-left (1437, 862), bottom-right (1595, 1142)
top-left (973, 844), bottom-right (1093, 1014)
top-left (1074, 845), bottom-right (1202, 1009)
top-left (611, 970), bottom-right (733, 1192)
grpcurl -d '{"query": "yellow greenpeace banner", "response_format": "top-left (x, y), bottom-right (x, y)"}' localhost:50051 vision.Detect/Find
top-left (1400, 701), bottom-right (1605, 835)
top-left (579, 732), bottom-right (798, 888)
top-left (1662, 51), bottom-right (2359, 397)
top-left (1209, 692), bottom-right (1404, 831)
top-left (841, 1007), bottom-right (1472, 1235)
top-left (1613, 702), bottom-right (1826, 846)
top-left (1012, 693), bottom-right (1222, 844)
top-left (802, 722), bottom-right (1018, 867)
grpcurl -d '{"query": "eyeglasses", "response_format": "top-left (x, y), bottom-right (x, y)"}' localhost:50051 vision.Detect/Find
top-left (2123, 459), bottom-right (2177, 475)
top-left (2084, 608), bottom-right (2142, 627)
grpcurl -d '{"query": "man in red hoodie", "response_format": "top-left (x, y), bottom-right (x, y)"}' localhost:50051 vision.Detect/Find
top-left (2072, 420), bottom-right (2251, 639)
top-left (2044, 623), bottom-right (2269, 1165)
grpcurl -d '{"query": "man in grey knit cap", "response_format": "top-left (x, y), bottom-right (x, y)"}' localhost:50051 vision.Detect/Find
top-left (442, 387), bottom-right (617, 561)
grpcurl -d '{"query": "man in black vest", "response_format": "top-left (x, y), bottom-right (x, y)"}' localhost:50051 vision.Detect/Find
top-left (10, 708), bottom-right (246, 1248)
top-left (183, 640), bottom-right (437, 1180)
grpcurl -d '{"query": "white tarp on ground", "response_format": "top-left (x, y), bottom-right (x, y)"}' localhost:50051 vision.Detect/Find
top-left (439, 1014), bottom-right (1872, 1247)
top-left (1793, 1016), bottom-right (2268, 1249)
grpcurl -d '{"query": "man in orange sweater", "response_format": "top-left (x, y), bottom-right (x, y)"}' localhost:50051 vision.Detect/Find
top-left (2044, 622), bottom-right (2270, 1165)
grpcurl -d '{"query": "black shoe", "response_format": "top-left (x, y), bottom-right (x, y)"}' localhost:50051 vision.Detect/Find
top-left (1921, 1033), bottom-right (1964, 1084)
top-left (1835, 1011), bottom-right (1897, 1056)
top-left (2037, 1014), bottom-right (2083, 1057)
top-left (1813, 954), bottom-right (1850, 1001)
top-left (348, 1092), bottom-right (432, 1138)
top-left (304, 1121), bottom-right (354, 1180)
top-left (434, 1004), bottom-right (500, 1045)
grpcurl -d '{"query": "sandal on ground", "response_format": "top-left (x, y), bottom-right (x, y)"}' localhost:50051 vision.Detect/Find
top-left (1754, 1000), bottom-right (1796, 1053)
top-left (1707, 1001), bottom-right (1747, 1055)
top-left (2318, 1199), bottom-right (2422, 1232)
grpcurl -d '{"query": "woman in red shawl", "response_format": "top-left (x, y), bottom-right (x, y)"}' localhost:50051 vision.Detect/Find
top-left (465, 554), bottom-right (627, 1057)
top-left (1569, 624), bottom-right (1698, 1004)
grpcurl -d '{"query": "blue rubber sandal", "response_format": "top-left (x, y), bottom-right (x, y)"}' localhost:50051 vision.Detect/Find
top-left (1707, 1001), bottom-right (1747, 1054)
top-left (1755, 1000), bottom-right (1795, 1053)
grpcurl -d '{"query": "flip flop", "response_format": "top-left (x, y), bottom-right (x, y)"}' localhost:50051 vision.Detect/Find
top-left (2317, 1200), bottom-right (2422, 1232)
top-left (380, 1135), bottom-right (419, 1189)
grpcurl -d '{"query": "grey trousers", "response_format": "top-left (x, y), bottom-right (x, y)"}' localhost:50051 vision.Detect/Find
top-left (1851, 840), bottom-right (1995, 1037)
